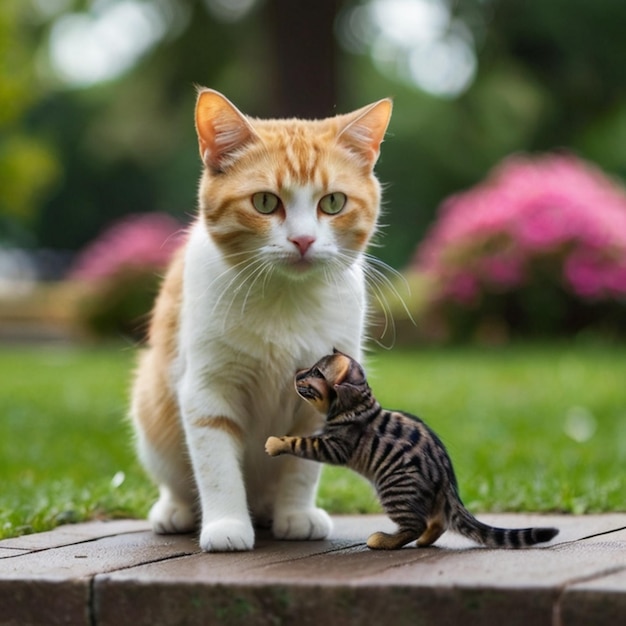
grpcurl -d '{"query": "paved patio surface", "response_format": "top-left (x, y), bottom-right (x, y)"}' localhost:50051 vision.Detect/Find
top-left (1, 513), bottom-right (625, 626)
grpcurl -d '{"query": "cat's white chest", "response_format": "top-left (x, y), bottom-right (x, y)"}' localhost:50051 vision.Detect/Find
top-left (181, 225), bottom-right (364, 356)
top-left (175, 224), bottom-right (365, 431)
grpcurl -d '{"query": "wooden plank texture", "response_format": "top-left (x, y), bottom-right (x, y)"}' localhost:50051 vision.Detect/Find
top-left (1, 514), bottom-right (625, 626)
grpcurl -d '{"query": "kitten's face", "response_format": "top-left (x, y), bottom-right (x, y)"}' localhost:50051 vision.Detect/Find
top-left (195, 90), bottom-right (392, 279)
top-left (295, 351), bottom-right (367, 415)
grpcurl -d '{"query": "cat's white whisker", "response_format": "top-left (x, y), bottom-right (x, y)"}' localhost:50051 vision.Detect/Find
top-left (207, 258), bottom-right (254, 316)
top-left (215, 256), bottom-right (267, 326)
top-left (260, 260), bottom-right (276, 298)
top-left (364, 254), bottom-right (415, 325)
top-left (239, 258), bottom-right (274, 316)
top-left (194, 251), bottom-right (253, 304)
top-left (364, 275), bottom-right (395, 348)
top-left (321, 256), bottom-right (358, 312)
top-left (339, 252), bottom-right (412, 349)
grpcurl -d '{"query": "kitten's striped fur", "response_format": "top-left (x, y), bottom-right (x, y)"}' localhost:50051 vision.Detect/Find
top-left (266, 351), bottom-right (559, 549)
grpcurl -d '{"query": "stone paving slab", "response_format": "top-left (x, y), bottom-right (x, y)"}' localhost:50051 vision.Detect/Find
top-left (1, 514), bottom-right (625, 626)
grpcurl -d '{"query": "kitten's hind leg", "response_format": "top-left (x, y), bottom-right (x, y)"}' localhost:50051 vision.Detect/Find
top-left (375, 519), bottom-right (445, 550)
top-left (416, 518), bottom-right (445, 547)
top-left (367, 528), bottom-right (420, 550)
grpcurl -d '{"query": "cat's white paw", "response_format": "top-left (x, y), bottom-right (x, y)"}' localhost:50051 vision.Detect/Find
top-left (149, 497), bottom-right (196, 534)
top-left (199, 518), bottom-right (255, 552)
top-left (273, 507), bottom-right (332, 541)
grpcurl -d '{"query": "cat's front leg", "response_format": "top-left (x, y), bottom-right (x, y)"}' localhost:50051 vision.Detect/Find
top-left (186, 415), bottom-right (254, 551)
top-left (265, 434), bottom-right (332, 542)
top-left (272, 454), bottom-right (331, 542)
top-left (180, 385), bottom-right (254, 552)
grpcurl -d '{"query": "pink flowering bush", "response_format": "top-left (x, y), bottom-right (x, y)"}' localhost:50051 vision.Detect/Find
top-left (413, 154), bottom-right (626, 340)
top-left (70, 213), bottom-right (184, 280)
top-left (69, 213), bottom-right (185, 339)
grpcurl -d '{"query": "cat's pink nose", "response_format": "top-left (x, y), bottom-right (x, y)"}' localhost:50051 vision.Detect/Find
top-left (289, 235), bottom-right (316, 256)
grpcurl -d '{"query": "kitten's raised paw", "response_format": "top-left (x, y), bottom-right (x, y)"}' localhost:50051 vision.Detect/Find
top-left (265, 436), bottom-right (287, 456)
top-left (149, 497), bottom-right (196, 535)
top-left (199, 518), bottom-right (255, 552)
top-left (273, 507), bottom-right (332, 541)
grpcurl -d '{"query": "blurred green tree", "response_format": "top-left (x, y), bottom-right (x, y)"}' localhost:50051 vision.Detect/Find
top-left (0, 1), bottom-right (60, 244)
top-left (24, 0), bottom-right (340, 252)
top-left (2, 0), bottom-right (626, 271)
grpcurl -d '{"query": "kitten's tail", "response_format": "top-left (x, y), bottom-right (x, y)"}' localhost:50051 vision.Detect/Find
top-left (451, 504), bottom-right (559, 548)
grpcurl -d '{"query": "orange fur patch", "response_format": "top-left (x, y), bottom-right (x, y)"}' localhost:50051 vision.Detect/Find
top-left (192, 416), bottom-right (245, 442)
top-left (132, 248), bottom-right (186, 458)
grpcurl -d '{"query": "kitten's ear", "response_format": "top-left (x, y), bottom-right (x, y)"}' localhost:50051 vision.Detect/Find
top-left (336, 98), bottom-right (393, 167)
top-left (329, 352), bottom-right (365, 387)
top-left (345, 359), bottom-right (366, 386)
top-left (333, 382), bottom-right (361, 409)
top-left (195, 88), bottom-right (259, 171)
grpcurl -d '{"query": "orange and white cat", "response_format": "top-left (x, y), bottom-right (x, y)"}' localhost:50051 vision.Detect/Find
top-left (130, 88), bottom-right (392, 551)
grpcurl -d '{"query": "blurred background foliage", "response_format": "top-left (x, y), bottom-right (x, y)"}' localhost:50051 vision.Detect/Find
top-left (1, 0), bottom-right (626, 340)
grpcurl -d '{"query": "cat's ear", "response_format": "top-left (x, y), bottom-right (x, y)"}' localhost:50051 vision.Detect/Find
top-left (195, 88), bottom-right (259, 171)
top-left (336, 98), bottom-right (393, 167)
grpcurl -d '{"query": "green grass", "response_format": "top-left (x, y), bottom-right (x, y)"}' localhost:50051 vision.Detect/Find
top-left (0, 346), bottom-right (153, 539)
top-left (1, 342), bottom-right (625, 540)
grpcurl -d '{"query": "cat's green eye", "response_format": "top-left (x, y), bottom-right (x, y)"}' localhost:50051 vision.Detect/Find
top-left (319, 192), bottom-right (347, 215)
top-left (252, 192), bottom-right (281, 214)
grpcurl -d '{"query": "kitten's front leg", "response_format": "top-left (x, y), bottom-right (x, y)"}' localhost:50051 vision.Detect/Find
top-left (265, 436), bottom-right (293, 456)
top-left (265, 435), bottom-right (349, 464)
top-left (180, 383), bottom-right (254, 552)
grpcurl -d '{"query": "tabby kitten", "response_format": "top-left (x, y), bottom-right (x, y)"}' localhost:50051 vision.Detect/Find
top-left (130, 89), bottom-right (392, 551)
top-left (265, 350), bottom-right (559, 549)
